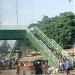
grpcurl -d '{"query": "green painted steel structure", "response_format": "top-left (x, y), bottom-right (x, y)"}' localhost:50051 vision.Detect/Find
top-left (0, 25), bottom-right (73, 69)
top-left (0, 25), bottom-right (59, 69)
top-left (0, 30), bottom-right (26, 40)
top-left (0, 25), bottom-right (26, 40)
top-left (26, 29), bottom-right (59, 69)
top-left (30, 26), bottom-right (73, 65)
top-left (8, 40), bottom-right (18, 59)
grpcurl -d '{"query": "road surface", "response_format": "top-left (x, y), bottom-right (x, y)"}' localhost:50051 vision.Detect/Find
top-left (0, 69), bottom-right (75, 75)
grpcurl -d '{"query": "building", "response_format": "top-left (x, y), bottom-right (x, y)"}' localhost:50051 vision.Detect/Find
top-left (65, 48), bottom-right (75, 56)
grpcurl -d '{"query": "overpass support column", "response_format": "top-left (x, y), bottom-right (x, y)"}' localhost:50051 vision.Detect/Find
top-left (20, 42), bottom-right (27, 57)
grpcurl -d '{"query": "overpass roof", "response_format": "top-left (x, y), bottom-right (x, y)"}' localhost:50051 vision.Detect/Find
top-left (0, 25), bottom-right (27, 30)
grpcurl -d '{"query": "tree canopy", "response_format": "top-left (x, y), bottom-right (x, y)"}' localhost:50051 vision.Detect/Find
top-left (28, 12), bottom-right (75, 49)
top-left (0, 40), bottom-right (9, 54)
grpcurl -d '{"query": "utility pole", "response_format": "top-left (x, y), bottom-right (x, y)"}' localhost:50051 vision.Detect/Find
top-left (16, 0), bottom-right (18, 28)
top-left (16, 0), bottom-right (20, 61)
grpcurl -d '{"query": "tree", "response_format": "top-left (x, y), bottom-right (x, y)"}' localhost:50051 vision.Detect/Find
top-left (28, 12), bottom-right (75, 49)
top-left (0, 40), bottom-right (9, 54)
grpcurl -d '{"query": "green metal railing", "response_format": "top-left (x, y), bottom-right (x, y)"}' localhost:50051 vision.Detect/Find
top-left (26, 29), bottom-right (59, 69)
top-left (51, 39), bottom-right (73, 64)
top-left (31, 26), bottom-right (73, 64)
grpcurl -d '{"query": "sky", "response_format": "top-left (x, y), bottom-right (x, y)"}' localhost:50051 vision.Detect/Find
top-left (0, 0), bottom-right (74, 28)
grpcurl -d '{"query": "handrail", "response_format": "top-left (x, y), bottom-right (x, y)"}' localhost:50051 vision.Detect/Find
top-left (31, 26), bottom-right (73, 64)
top-left (7, 40), bottom-right (18, 60)
top-left (51, 39), bottom-right (73, 64)
top-left (38, 40), bottom-right (59, 66)
top-left (27, 29), bottom-right (59, 69)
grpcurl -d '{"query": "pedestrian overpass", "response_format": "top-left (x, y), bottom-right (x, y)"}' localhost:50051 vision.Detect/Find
top-left (0, 25), bottom-right (27, 40)
top-left (0, 25), bottom-right (73, 69)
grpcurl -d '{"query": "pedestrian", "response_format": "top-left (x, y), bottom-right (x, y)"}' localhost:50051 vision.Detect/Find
top-left (42, 63), bottom-right (46, 75)
top-left (23, 63), bottom-right (26, 75)
top-left (73, 57), bottom-right (75, 68)
top-left (9, 60), bottom-right (12, 69)
top-left (2, 60), bottom-right (6, 70)
top-left (61, 61), bottom-right (65, 71)
top-left (16, 65), bottom-right (19, 74)
top-left (53, 50), bottom-right (57, 56)
top-left (64, 58), bottom-right (71, 75)
top-left (0, 61), bottom-right (2, 69)
top-left (23, 69), bottom-right (26, 75)
top-left (47, 66), bottom-right (52, 75)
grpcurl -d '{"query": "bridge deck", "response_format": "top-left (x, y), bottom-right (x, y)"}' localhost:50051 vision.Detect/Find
top-left (0, 25), bottom-right (27, 40)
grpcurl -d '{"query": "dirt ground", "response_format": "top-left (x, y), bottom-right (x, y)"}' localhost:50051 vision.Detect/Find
top-left (0, 69), bottom-right (75, 75)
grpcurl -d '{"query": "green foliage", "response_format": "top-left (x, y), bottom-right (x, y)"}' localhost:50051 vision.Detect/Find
top-left (0, 40), bottom-right (9, 54)
top-left (29, 12), bottom-right (75, 49)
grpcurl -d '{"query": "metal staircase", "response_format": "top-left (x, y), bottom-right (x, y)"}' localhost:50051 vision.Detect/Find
top-left (8, 40), bottom-right (18, 60)
top-left (30, 26), bottom-right (73, 64)
top-left (26, 29), bottom-right (59, 69)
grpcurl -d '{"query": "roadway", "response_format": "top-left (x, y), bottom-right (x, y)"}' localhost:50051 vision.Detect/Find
top-left (0, 69), bottom-right (75, 75)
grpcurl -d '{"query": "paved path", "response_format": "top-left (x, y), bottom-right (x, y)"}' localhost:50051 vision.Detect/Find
top-left (0, 69), bottom-right (75, 75)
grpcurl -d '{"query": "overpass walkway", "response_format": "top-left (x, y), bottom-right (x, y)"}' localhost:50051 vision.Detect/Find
top-left (0, 25), bottom-right (73, 70)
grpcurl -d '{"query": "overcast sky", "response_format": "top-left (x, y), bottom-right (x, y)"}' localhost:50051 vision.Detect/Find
top-left (0, 0), bottom-right (74, 27)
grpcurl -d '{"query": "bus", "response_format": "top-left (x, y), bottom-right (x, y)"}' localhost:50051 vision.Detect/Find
top-left (18, 56), bottom-right (48, 74)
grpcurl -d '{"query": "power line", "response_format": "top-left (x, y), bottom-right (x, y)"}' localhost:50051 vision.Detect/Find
top-left (0, 0), bottom-right (22, 18)
top-left (2, 0), bottom-right (63, 24)
top-left (0, 0), bottom-right (31, 23)
top-left (2, 2), bottom-right (65, 25)
top-left (2, 0), bottom-right (34, 25)
top-left (1, 0), bottom-right (72, 26)
top-left (1, 0), bottom-right (56, 25)
top-left (31, 0), bottom-right (67, 24)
